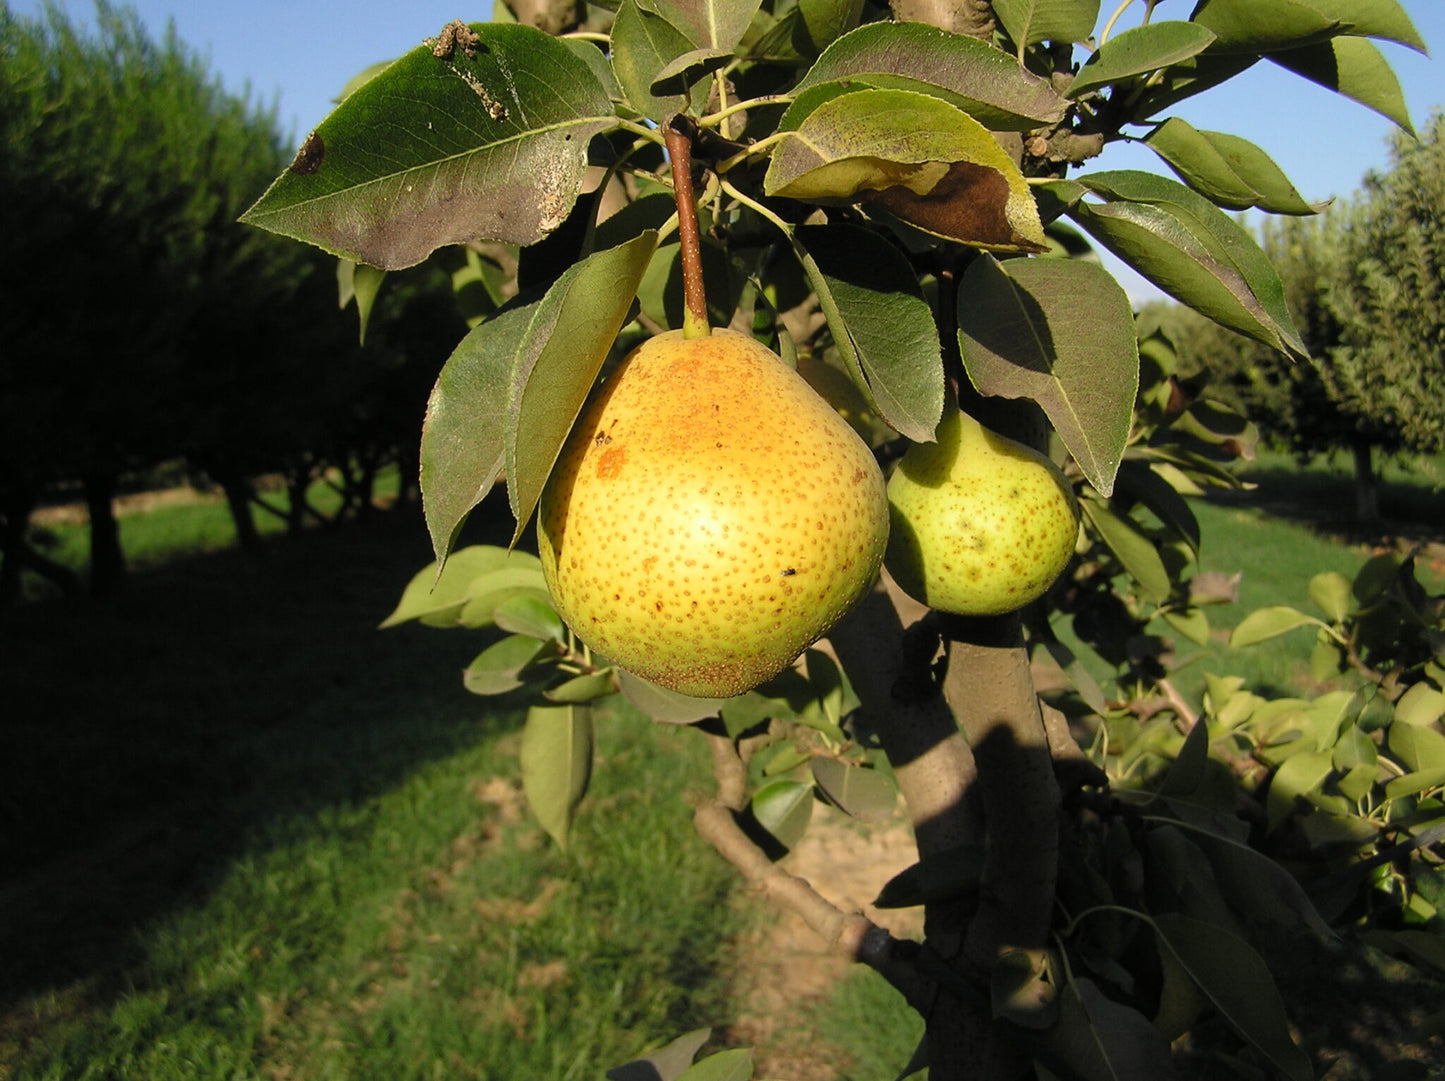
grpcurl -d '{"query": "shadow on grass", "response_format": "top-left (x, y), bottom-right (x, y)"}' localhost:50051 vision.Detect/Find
top-left (0, 493), bottom-right (517, 1013)
top-left (1204, 462), bottom-right (1445, 549)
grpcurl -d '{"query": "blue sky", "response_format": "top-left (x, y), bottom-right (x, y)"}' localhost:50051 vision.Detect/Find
top-left (18, 1), bottom-right (1443, 301)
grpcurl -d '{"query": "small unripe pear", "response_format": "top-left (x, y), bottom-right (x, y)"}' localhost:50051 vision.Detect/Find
top-left (886, 408), bottom-right (1079, 616)
top-left (538, 329), bottom-right (889, 698)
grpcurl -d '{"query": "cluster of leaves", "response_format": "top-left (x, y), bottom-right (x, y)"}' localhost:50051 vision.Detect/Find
top-left (381, 544), bottom-right (896, 851)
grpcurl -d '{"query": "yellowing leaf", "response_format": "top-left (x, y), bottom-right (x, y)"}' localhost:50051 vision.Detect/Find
top-left (764, 88), bottom-right (1047, 252)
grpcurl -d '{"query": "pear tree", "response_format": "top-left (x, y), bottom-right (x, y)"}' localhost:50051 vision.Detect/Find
top-left (243, 2), bottom-right (1435, 1078)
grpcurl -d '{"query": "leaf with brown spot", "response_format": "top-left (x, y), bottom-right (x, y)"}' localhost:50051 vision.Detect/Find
top-left (764, 87), bottom-right (1047, 252)
top-left (241, 23), bottom-right (616, 269)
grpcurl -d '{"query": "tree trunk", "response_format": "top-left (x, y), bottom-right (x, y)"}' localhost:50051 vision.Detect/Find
top-left (84, 473), bottom-right (126, 596)
top-left (217, 471), bottom-right (267, 556)
top-left (1351, 437), bottom-right (1380, 524)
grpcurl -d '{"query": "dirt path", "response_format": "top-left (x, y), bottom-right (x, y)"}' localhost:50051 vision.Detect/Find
top-left (723, 803), bottom-right (923, 1080)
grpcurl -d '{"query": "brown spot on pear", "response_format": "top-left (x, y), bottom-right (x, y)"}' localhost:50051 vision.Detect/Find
top-left (537, 329), bottom-right (889, 698)
top-left (885, 408), bottom-right (1079, 616)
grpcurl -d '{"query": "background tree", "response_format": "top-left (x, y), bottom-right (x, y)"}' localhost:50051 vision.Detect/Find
top-left (1168, 111), bottom-right (1445, 523)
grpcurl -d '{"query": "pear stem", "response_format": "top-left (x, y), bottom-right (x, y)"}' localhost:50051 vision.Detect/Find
top-left (664, 115), bottom-right (710, 340)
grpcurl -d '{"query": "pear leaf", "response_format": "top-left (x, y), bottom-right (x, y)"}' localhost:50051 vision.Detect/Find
top-left (810, 758), bottom-right (896, 821)
top-left (421, 300), bottom-right (537, 564)
top-left (793, 224), bottom-right (944, 443)
top-left (1144, 119), bottom-right (1320, 214)
top-left (1036, 976), bottom-right (1182, 1081)
top-left (520, 703), bottom-right (594, 850)
top-left (611, 0), bottom-right (710, 120)
top-left (617, 669), bottom-right (729, 724)
top-left (749, 779), bottom-right (814, 851)
top-left (1269, 36), bottom-right (1416, 134)
top-left (240, 23), bottom-right (615, 268)
top-left (993, 0), bottom-right (1101, 47)
top-left (1058, 171), bottom-right (1307, 360)
top-left (794, 20), bottom-right (1066, 130)
top-left (1067, 21), bottom-right (1218, 98)
top-left (505, 232), bottom-right (658, 545)
top-left (765, 88), bottom-right (1048, 252)
top-left (956, 254), bottom-right (1137, 496)
top-left (464, 634), bottom-right (560, 696)
top-left (1152, 913), bottom-right (1313, 1081)
top-left (1080, 498), bottom-right (1171, 603)
top-left (379, 545), bottom-right (519, 628)
top-left (1190, 0), bottom-right (1342, 54)
top-left (606, 1028), bottom-right (713, 1081)
top-left (675, 1048), bottom-right (754, 1081)
top-left (1230, 606), bottom-right (1324, 647)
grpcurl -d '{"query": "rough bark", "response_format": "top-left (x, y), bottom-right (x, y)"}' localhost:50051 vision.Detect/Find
top-left (1351, 436), bottom-right (1380, 524)
top-left (84, 473), bottom-right (126, 596)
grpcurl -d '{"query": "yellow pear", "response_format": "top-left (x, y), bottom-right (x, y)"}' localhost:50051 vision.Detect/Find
top-left (537, 328), bottom-right (889, 698)
top-left (886, 408), bottom-right (1079, 616)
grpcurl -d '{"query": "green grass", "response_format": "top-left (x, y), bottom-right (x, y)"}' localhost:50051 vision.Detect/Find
top-left (1, 507), bottom-right (738, 1080)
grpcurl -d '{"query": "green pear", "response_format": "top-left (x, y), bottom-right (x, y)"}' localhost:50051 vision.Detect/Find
top-left (537, 328), bottom-right (889, 698)
top-left (886, 408), bottom-right (1079, 616)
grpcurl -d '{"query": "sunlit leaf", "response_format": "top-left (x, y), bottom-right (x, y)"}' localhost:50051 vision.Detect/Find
top-left (1146, 121), bottom-right (1320, 214)
top-left (749, 779), bottom-right (814, 850)
top-left (379, 545), bottom-right (518, 628)
top-left (241, 24), bottom-right (615, 268)
top-left (464, 634), bottom-right (560, 696)
top-left (520, 703), bottom-right (594, 849)
top-left (1394, 682), bottom-right (1445, 728)
top-left (611, 0), bottom-right (709, 120)
top-left (766, 88), bottom-right (1047, 252)
top-left (676, 1047), bottom-right (754, 1081)
top-left (607, 1028), bottom-right (712, 1081)
top-left (1067, 21), bottom-right (1217, 98)
top-left (617, 669), bottom-right (727, 724)
top-left (1230, 605), bottom-right (1324, 647)
top-left (993, 0), bottom-right (1101, 48)
top-left (956, 255), bottom-right (1137, 496)
top-left (545, 668), bottom-right (619, 704)
top-left (420, 301), bottom-right (534, 563)
top-left (493, 593), bottom-right (566, 642)
top-left (505, 232), bottom-right (658, 544)
top-left (1190, 0), bottom-right (1342, 54)
top-left (1389, 723), bottom-right (1445, 773)
top-left (794, 20), bottom-right (1066, 130)
top-left (1266, 749), bottom-right (1333, 832)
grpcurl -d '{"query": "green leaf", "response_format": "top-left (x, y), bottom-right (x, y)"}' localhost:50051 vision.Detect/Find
top-left (545, 668), bottom-right (619, 704)
top-left (1059, 171), bottom-right (1307, 361)
top-left (793, 224), bottom-right (944, 443)
top-left (749, 779), bottom-right (814, 851)
top-left (1230, 605), bottom-right (1324, 648)
top-left (1394, 682), bottom-right (1445, 728)
top-left (464, 634), bottom-right (560, 696)
top-left (505, 232), bottom-right (658, 544)
top-left (1186, 128), bottom-right (1320, 214)
top-left (420, 301), bottom-right (535, 563)
top-left (1067, 21), bottom-right (1218, 98)
top-left (956, 255), bottom-right (1137, 496)
top-left (379, 545), bottom-right (517, 628)
top-left (492, 593), bottom-right (566, 642)
top-left (1269, 35), bottom-right (1416, 134)
top-left (1266, 749), bottom-right (1334, 832)
top-left (1142, 118), bottom-right (1270, 210)
top-left (648, 0), bottom-right (765, 52)
top-left (1306, 0), bottom-right (1428, 51)
top-left (993, 0), bottom-right (1101, 47)
top-left (1190, 0), bottom-right (1342, 54)
top-left (802, 647), bottom-right (859, 727)
top-left (793, 20), bottom-right (1066, 130)
top-left (610, 0), bottom-right (710, 121)
top-left (676, 1048), bottom-right (753, 1081)
top-left (607, 1028), bottom-right (713, 1081)
top-left (1308, 570), bottom-right (1353, 622)
top-left (337, 260), bottom-right (388, 344)
top-left (1389, 723), bottom-right (1445, 774)
top-left (766, 88), bottom-right (1047, 253)
top-left (616, 669), bottom-right (726, 724)
top-left (810, 758), bottom-right (896, 821)
top-left (1115, 460), bottom-right (1201, 554)
top-left (519, 703), bottom-right (594, 850)
top-left (1384, 767), bottom-right (1445, 801)
top-left (1036, 976), bottom-right (1181, 1081)
top-left (456, 562), bottom-right (552, 628)
top-left (1151, 913), bottom-right (1314, 1081)
top-left (1080, 498), bottom-right (1171, 603)
top-left (240, 24), bottom-right (616, 268)
top-left (1186, 827), bottom-right (1334, 938)
top-left (796, 0), bottom-right (868, 55)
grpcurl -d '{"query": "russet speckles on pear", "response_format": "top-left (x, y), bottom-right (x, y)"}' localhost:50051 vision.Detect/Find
top-left (885, 408), bottom-right (1079, 617)
top-left (537, 328), bottom-right (889, 698)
